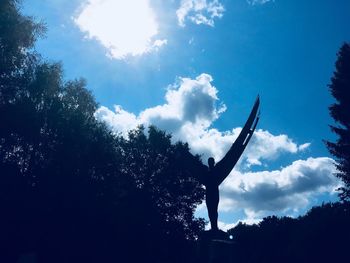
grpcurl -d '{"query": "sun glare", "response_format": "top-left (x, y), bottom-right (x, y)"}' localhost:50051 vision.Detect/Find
top-left (75, 0), bottom-right (166, 59)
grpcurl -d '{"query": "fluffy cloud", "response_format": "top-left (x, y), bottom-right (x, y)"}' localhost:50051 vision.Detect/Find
top-left (176, 0), bottom-right (225, 27)
top-left (220, 157), bottom-right (339, 218)
top-left (95, 73), bottom-right (337, 225)
top-left (95, 105), bottom-right (138, 137)
top-left (96, 73), bottom-right (225, 137)
top-left (243, 130), bottom-right (310, 167)
top-left (95, 73), bottom-right (306, 167)
top-left (74, 0), bottom-right (166, 59)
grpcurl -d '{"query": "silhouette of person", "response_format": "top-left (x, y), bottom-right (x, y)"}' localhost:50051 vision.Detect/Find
top-left (199, 96), bottom-right (260, 231)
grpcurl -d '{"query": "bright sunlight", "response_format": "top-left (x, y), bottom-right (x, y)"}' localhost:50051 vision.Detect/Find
top-left (75, 0), bottom-right (166, 59)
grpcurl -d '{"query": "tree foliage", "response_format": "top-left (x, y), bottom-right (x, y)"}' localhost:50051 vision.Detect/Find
top-left (119, 126), bottom-right (205, 239)
top-left (325, 43), bottom-right (350, 200)
top-left (228, 202), bottom-right (350, 263)
top-left (0, 1), bottom-right (205, 262)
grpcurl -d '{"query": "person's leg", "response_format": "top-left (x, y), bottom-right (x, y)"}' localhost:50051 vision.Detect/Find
top-left (210, 209), bottom-right (218, 231)
top-left (206, 195), bottom-right (219, 231)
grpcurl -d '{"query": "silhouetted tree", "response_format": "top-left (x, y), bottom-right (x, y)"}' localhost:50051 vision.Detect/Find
top-left (325, 43), bottom-right (350, 200)
top-left (0, 5), bottom-right (128, 257)
top-left (117, 126), bottom-right (205, 261)
top-left (0, 1), bottom-right (205, 262)
top-left (227, 202), bottom-right (350, 263)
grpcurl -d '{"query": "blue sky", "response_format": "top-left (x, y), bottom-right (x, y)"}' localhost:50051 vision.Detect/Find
top-left (23, 0), bottom-right (350, 229)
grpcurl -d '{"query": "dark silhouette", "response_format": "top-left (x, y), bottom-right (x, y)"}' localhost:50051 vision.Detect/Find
top-left (3, 1), bottom-right (350, 263)
top-left (198, 97), bottom-right (260, 231)
top-left (325, 42), bottom-right (350, 201)
top-left (0, 1), bottom-right (205, 262)
top-left (227, 202), bottom-right (350, 263)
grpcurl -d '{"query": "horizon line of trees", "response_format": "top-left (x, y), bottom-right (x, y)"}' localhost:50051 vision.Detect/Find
top-left (226, 201), bottom-right (350, 263)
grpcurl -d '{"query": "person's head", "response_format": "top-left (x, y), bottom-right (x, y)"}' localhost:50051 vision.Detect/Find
top-left (208, 157), bottom-right (215, 169)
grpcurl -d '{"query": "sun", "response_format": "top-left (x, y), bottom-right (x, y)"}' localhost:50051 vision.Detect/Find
top-left (75, 0), bottom-right (166, 59)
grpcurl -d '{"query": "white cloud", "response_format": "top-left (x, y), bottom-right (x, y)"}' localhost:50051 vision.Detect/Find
top-left (96, 73), bottom-right (310, 167)
top-left (74, 0), bottom-right (167, 59)
top-left (95, 105), bottom-right (139, 137)
top-left (153, 39), bottom-right (168, 49)
top-left (95, 73), bottom-right (226, 138)
top-left (247, 0), bottom-right (274, 5)
top-left (298, 142), bottom-right (311, 151)
top-left (95, 73), bottom-right (338, 226)
top-left (243, 129), bottom-right (301, 167)
top-left (220, 157), bottom-right (339, 218)
top-left (176, 0), bottom-right (225, 27)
